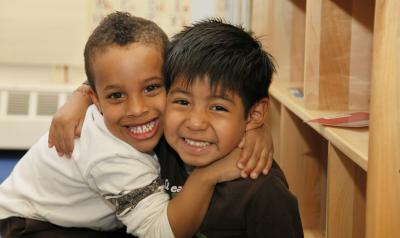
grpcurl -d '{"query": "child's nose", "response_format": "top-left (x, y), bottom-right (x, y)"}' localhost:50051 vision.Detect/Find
top-left (185, 108), bottom-right (208, 130)
top-left (126, 96), bottom-right (149, 117)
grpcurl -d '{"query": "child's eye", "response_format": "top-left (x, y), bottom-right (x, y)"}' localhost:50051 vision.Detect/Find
top-left (210, 105), bottom-right (228, 112)
top-left (107, 92), bottom-right (125, 100)
top-left (173, 99), bottom-right (190, 106)
top-left (144, 84), bottom-right (163, 93)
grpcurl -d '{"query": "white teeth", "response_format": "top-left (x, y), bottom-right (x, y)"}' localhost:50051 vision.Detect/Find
top-left (185, 138), bottom-right (210, 147)
top-left (129, 121), bottom-right (156, 134)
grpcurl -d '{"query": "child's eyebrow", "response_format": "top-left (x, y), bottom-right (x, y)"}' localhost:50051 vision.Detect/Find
top-left (102, 76), bottom-right (163, 92)
top-left (169, 88), bottom-right (235, 104)
top-left (169, 87), bottom-right (190, 95)
top-left (143, 76), bottom-right (164, 83)
top-left (209, 94), bottom-right (235, 104)
top-left (169, 87), bottom-right (235, 103)
top-left (103, 84), bottom-right (120, 92)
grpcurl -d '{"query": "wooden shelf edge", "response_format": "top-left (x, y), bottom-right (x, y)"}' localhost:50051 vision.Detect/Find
top-left (269, 80), bottom-right (368, 171)
top-left (304, 229), bottom-right (325, 238)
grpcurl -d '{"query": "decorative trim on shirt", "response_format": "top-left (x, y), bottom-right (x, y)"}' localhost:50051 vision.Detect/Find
top-left (104, 177), bottom-right (164, 216)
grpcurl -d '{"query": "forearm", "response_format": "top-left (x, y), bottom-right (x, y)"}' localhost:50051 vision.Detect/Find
top-left (166, 149), bottom-right (241, 237)
top-left (118, 191), bottom-right (174, 238)
top-left (117, 171), bottom-right (216, 238)
top-left (48, 82), bottom-right (93, 155)
top-left (118, 152), bottom-right (238, 237)
top-left (167, 168), bottom-right (218, 238)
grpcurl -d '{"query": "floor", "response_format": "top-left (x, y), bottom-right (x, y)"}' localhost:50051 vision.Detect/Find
top-left (0, 150), bottom-right (25, 182)
top-left (0, 150), bottom-right (25, 237)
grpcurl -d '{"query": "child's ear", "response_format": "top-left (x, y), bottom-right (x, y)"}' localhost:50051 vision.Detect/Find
top-left (88, 88), bottom-right (102, 113)
top-left (245, 98), bottom-right (269, 131)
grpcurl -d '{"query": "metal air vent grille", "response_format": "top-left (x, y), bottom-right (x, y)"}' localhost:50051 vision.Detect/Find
top-left (7, 91), bottom-right (29, 115)
top-left (37, 93), bottom-right (59, 116)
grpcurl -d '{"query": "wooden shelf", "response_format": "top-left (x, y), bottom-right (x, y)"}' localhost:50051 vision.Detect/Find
top-left (303, 229), bottom-right (324, 238)
top-left (269, 80), bottom-right (369, 171)
top-left (253, 0), bottom-right (400, 236)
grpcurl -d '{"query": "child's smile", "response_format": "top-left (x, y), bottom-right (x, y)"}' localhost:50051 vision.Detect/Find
top-left (181, 137), bottom-right (214, 155)
top-left (124, 119), bottom-right (160, 140)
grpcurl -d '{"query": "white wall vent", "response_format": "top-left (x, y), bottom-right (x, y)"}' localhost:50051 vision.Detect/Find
top-left (7, 91), bottom-right (30, 115)
top-left (37, 92), bottom-right (59, 116)
top-left (0, 86), bottom-right (75, 149)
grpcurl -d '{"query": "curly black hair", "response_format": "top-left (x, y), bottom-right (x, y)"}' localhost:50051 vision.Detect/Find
top-left (84, 12), bottom-right (169, 92)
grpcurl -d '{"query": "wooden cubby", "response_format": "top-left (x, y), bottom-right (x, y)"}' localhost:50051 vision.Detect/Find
top-left (252, 0), bottom-right (400, 237)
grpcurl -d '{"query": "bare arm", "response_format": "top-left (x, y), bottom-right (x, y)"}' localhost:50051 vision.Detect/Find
top-left (90, 148), bottom-right (240, 238)
top-left (167, 148), bottom-right (241, 238)
top-left (48, 83), bottom-right (92, 158)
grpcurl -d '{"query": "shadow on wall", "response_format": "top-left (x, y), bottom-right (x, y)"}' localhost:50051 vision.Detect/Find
top-left (0, 150), bottom-right (25, 182)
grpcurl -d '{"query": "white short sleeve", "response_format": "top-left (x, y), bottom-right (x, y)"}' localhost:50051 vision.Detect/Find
top-left (87, 156), bottom-right (174, 237)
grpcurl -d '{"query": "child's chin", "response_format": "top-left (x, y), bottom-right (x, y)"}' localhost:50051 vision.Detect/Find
top-left (131, 137), bottom-right (160, 153)
top-left (181, 155), bottom-right (218, 167)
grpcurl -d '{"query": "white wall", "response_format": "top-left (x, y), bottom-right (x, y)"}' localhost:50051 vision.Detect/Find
top-left (190, 0), bottom-right (216, 22)
top-left (0, 0), bottom-right (90, 67)
top-left (0, 0), bottom-right (250, 149)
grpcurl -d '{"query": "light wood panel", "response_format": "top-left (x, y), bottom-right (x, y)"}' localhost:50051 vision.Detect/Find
top-left (366, 0), bottom-right (400, 237)
top-left (303, 229), bottom-right (324, 238)
top-left (348, 0), bottom-right (374, 111)
top-left (279, 106), bottom-right (327, 234)
top-left (251, 0), bottom-right (275, 51)
top-left (289, 0), bottom-right (306, 84)
top-left (251, 0), bottom-right (305, 83)
top-left (304, 0), bottom-right (373, 111)
top-left (327, 144), bottom-right (366, 238)
top-left (267, 97), bottom-right (281, 162)
top-left (318, 0), bottom-right (352, 110)
top-left (303, 0), bottom-right (322, 109)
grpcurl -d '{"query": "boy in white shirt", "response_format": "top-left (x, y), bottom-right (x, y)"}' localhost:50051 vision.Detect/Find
top-left (0, 12), bottom-right (243, 238)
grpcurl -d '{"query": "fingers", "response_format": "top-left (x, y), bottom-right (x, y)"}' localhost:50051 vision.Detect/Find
top-left (49, 117), bottom-right (66, 157)
top-left (63, 127), bottom-right (75, 158)
top-left (238, 144), bottom-right (274, 179)
top-left (240, 143), bottom-right (262, 179)
top-left (75, 119), bottom-right (84, 138)
top-left (48, 120), bottom-right (56, 148)
top-left (47, 86), bottom-right (90, 159)
top-left (50, 117), bottom-right (72, 158)
top-left (238, 143), bottom-right (254, 170)
top-left (238, 133), bottom-right (258, 177)
top-left (262, 139), bottom-right (274, 175)
top-left (262, 151), bottom-right (274, 175)
top-left (54, 123), bottom-right (66, 157)
top-left (249, 149), bottom-right (268, 179)
top-left (55, 140), bottom-right (65, 157)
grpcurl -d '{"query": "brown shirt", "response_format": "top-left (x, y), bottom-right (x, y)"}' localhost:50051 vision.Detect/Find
top-left (156, 136), bottom-right (304, 238)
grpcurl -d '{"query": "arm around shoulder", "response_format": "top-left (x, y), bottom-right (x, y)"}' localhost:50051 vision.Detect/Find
top-left (87, 155), bottom-right (175, 237)
top-left (167, 148), bottom-right (242, 238)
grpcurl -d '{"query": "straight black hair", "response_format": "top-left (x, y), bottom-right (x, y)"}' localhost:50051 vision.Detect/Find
top-left (164, 18), bottom-right (276, 116)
